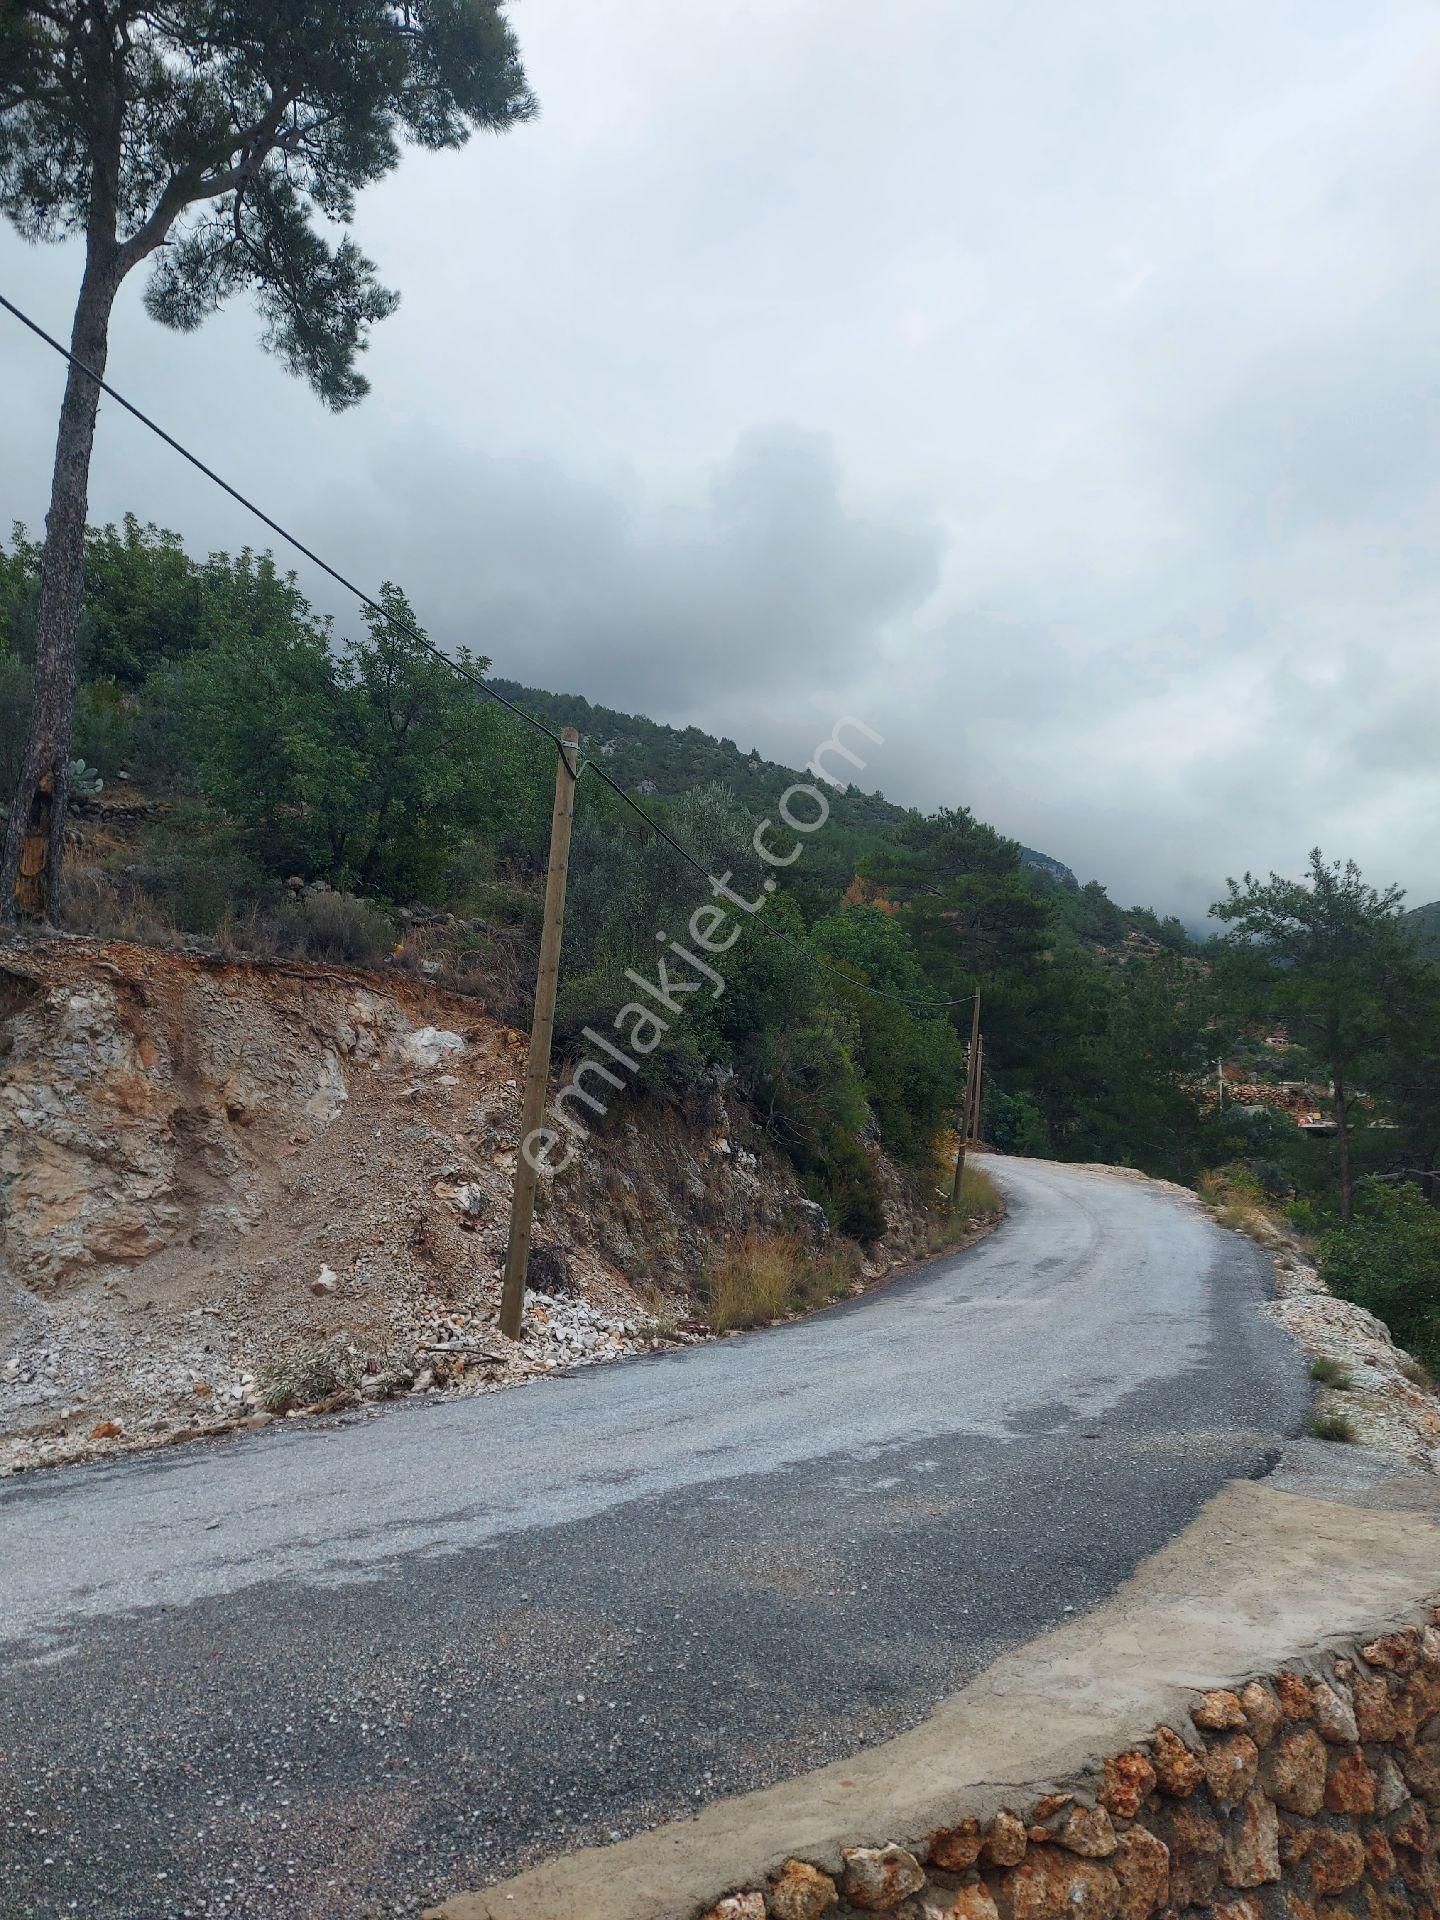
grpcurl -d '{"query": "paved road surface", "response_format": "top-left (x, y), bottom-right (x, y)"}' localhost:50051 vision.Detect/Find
top-left (0, 1159), bottom-right (1307, 1919)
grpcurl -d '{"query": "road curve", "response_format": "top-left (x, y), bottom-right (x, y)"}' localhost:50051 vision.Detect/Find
top-left (0, 1158), bottom-right (1307, 1919)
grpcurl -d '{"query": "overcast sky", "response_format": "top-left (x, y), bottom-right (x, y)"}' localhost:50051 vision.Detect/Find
top-left (3, 0), bottom-right (1438, 922)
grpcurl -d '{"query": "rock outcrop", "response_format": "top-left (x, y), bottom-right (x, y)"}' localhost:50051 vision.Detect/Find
top-left (0, 936), bottom-right (934, 1472)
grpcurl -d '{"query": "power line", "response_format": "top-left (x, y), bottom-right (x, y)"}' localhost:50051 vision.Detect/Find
top-left (0, 289), bottom-right (573, 768)
top-left (2, 287), bottom-right (970, 1013)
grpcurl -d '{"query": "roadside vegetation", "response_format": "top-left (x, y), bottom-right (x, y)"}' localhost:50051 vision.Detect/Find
top-left (927, 1164), bottom-right (1006, 1253)
top-left (2, 525), bottom-right (1437, 1361)
top-left (1310, 1410), bottom-right (1358, 1444)
top-left (703, 1236), bottom-right (863, 1333)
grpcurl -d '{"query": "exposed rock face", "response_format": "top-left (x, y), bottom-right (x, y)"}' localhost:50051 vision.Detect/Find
top-left (842, 1843), bottom-right (927, 1910)
top-left (929, 1819), bottom-right (985, 1872)
top-left (1044, 1805), bottom-right (1117, 1858)
top-left (1312, 1679), bottom-right (1361, 1745)
top-left (1153, 1726), bottom-right (1207, 1797)
top-left (990, 1846), bottom-right (1120, 1920)
top-left (1205, 1733), bottom-right (1261, 1806)
top-left (689, 1614), bottom-right (1440, 1920)
top-left (1101, 1753), bottom-right (1158, 1820)
top-left (1222, 1788), bottom-right (1281, 1887)
top-left (1326, 1749), bottom-right (1379, 1816)
top-left (908, 1885), bottom-right (1001, 1920)
top-left (1, 937), bottom-right (936, 1472)
top-left (1110, 1823), bottom-right (1169, 1920)
top-left (698, 1897), bottom-right (766, 1920)
top-left (1240, 1681), bottom-right (1284, 1748)
top-left (1263, 1728), bottom-right (1329, 1816)
top-left (1149, 1799), bottom-right (1223, 1905)
top-left (768, 1859), bottom-right (840, 1920)
top-left (1194, 1691), bottom-right (1249, 1731)
top-left (982, 1813), bottom-right (1030, 1868)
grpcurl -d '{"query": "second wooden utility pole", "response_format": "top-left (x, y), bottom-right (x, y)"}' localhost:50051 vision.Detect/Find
top-left (949, 988), bottom-right (982, 1207)
top-left (967, 1034), bottom-right (985, 1143)
top-left (500, 726), bottom-right (580, 1341)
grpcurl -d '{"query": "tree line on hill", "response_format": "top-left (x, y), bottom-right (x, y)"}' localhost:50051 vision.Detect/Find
top-left (1, 519), bottom-right (1436, 1353)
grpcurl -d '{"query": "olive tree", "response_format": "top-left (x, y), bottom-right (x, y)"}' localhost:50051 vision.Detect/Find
top-left (0, 1), bottom-right (534, 919)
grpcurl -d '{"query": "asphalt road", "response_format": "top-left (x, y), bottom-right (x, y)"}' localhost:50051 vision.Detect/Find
top-left (0, 1158), bottom-right (1308, 1920)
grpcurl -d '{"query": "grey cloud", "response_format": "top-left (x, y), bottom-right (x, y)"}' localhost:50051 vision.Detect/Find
top-left (308, 426), bottom-right (944, 716)
top-left (1, 0), bottom-right (1437, 921)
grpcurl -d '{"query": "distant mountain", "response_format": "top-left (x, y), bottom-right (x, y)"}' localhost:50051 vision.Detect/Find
top-left (487, 681), bottom-right (1197, 955)
top-left (1018, 846), bottom-right (1078, 888)
top-left (491, 679), bottom-right (1077, 878)
top-left (1405, 900), bottom-right (1440, 958)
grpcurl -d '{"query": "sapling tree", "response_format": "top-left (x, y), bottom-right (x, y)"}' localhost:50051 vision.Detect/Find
top-left (0, 1), bottom-right (534, 919)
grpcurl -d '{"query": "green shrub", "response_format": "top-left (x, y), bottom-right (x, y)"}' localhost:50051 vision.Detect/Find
top-left (808, 1124), bottom-right (887, 1244)
top-left (73, 677), bottom-right (140, 779)
top-left (1197, 1163), bottom-right (1267, 1209)
top-left (1308, 1356), bottom-right (1351, 1388)
top-left (1246, 1158), bottom-right (1295, 1201)
top-left (256, 1341), bottom-right (359, 1414)
top-left (986, 1086), bottom-right (1049, 1157)
top-left (1319, 1181), bottom-right (1440, 1376)
top-left (130, 831), bottom-right (274, 935)
top-left (1285, 1197), bottom-right (1327, 1237)
top-left (268, 893), bottom-right (394, 967)
top-left (1310, 1410), bottom-right (1356, 1443)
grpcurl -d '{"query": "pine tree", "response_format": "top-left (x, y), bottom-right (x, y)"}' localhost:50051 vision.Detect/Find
top-left (0, 2), bottom-right (534, 918)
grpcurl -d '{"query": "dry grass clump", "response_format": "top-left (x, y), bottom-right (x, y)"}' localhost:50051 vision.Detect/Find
top-left (927, 1162), bottom-right (1005, 1251)
top-left (959, 1164), bottom-right (1004, 1218)
top-left (1197, 1165), bottom-right (1287, 1246)
top-left (704, 1234), bottom-right (861, 1332)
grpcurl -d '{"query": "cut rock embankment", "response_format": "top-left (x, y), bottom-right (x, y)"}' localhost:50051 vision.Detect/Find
top-left (0, 935), bottom-right (935, 1473)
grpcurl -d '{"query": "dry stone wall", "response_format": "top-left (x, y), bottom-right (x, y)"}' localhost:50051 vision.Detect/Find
top-left (695, 1616), bottom-right (1440, 1920)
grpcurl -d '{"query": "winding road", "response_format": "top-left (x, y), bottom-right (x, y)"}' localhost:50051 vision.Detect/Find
top-left (0, 1158), bottom-right (1308, 1920)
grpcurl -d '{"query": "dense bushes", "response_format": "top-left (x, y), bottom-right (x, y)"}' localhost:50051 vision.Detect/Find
top-left (1319, 1182), bottom-right (1440, 1375)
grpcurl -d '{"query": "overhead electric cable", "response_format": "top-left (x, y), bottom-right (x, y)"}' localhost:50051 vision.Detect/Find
top-left (0, 290), bottom-right (571, 764)
top-left (3, 288), bottom-right (973, 1013)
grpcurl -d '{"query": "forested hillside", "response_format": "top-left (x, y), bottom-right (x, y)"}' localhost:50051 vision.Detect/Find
top-left (2, 519), bottom-right (1437, 1277)
top-left (491, 678), bottom-right (1076, 887)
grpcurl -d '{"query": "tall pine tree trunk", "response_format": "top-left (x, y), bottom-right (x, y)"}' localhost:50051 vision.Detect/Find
top-left (0, 248), bottom-right (118, 924)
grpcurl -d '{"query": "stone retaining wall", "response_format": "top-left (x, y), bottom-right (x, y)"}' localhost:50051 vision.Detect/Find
top-left (695, 1616), bottom-right (1440, 1920)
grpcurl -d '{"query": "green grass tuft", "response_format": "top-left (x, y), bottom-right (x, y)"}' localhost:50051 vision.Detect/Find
top-left (1309, 1410), bottom-right (1357, 1443)
top-left (1308, 1356), bottom-right (1352, 1389)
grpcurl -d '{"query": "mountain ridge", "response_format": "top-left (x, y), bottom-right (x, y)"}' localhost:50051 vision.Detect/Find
top-left (490, 678), bottom-right (1080, 889)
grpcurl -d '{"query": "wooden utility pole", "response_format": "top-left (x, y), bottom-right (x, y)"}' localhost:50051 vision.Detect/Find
top-left (967, 1034), bottom-right (985, 1143)
top-left (500, 726), bottom-right (580, 1340)
top-left (949, 988), bottom-right (982, 1207)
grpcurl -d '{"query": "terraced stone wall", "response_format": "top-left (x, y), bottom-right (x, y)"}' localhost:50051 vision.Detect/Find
top-left (695, 1615), bottom-right (1440, 1920)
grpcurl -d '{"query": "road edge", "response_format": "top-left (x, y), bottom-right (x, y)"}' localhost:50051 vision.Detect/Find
top-left (424, 1472), bottom-right (1440, 1920)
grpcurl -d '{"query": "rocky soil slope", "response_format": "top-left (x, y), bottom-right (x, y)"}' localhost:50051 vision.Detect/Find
top-left (0, 936), bottom-right (932, 1474)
